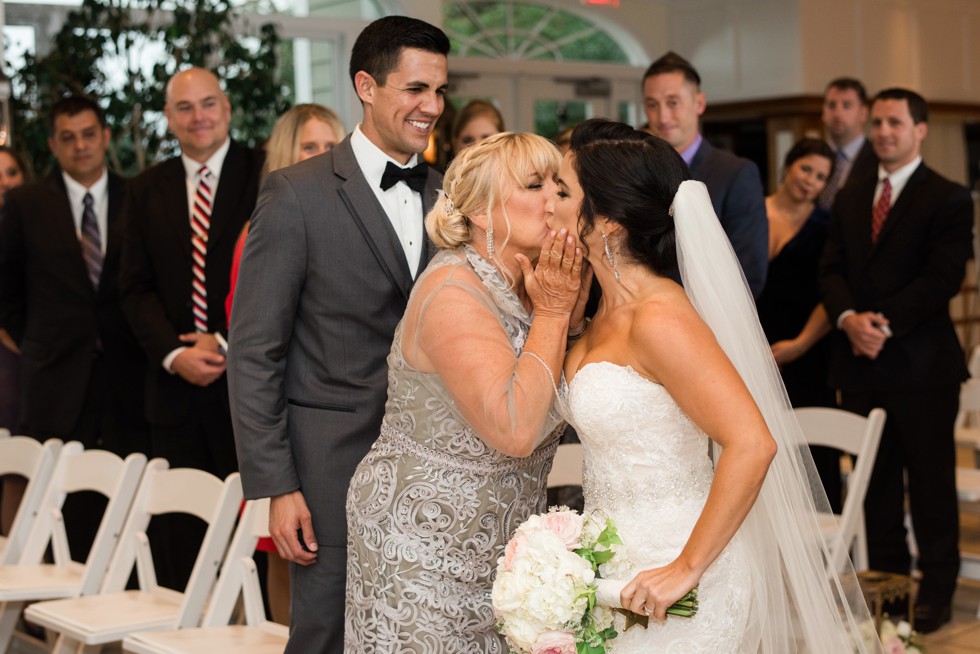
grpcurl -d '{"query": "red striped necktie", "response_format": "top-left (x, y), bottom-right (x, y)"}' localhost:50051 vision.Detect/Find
top-left (191, 166), bottom-right (213, 332)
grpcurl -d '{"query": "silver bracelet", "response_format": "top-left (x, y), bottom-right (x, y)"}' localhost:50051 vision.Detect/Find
top-left (523, 351), bottom-right (561, 400)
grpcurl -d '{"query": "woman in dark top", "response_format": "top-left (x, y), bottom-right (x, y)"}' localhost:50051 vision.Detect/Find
top-left (757, 138), bottom-right (841, 509)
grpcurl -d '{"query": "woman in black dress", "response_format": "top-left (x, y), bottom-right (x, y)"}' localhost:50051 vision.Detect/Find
top-left (757, 138), bottom-right (841, 509)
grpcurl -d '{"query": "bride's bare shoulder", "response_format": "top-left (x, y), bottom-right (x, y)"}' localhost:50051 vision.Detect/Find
top-left (629, 287), bottom-right (720, 367)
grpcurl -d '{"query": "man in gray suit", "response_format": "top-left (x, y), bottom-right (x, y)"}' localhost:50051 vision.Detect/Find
top-left (642, 51), bottom-right (768, 297)
top-left (228, 16), bottom-right (450, 653)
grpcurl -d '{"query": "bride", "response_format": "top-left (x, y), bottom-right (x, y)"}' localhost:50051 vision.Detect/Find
top-left (554, 120), bottom-right (880, 652)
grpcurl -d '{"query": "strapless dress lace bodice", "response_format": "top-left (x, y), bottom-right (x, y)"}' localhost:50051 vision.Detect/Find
top-left (565, 361), bottom-right (752, 653)
top-left (568, 362), bottom-right (714, 514)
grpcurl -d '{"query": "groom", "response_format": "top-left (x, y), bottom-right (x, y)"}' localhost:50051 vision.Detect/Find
top-left (228, 16), bottom-right (450, 653)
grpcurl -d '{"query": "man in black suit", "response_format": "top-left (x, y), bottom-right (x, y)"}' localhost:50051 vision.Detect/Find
top-left (642, 51), bottom-right (768, 297)
top-left (818, 77), bottom-right (879, 210)
top-left (0, 95), bottom-right (148, 559)
top-left (820, 88), bottom-right (972, 633)
top-left (228, 16), bottom-right (449, 653)
top-left (120, 67), bottom-right (264, 588)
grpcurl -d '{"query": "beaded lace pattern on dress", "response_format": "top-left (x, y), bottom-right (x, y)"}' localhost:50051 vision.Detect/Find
top-left (345, 246), bottom-right (564, 653)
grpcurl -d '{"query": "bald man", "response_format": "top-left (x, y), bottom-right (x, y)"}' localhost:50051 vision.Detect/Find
top-left (120, 67), bottom-right (265, 589)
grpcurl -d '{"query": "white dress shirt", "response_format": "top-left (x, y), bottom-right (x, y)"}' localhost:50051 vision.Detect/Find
top-left (63, 169), bottom-right (109, 256)
top-left (350, 125), bottom-right (425, 278)
top-left (182, 137), bottom-right (231, 218)
top-left (873, 155), bottom-right (921, 208)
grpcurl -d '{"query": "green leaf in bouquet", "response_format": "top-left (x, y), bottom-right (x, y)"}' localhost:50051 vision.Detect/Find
top-left (590, 549), bottom-right (617, 565)
top-left (595, 519), bottom-right (623, 549)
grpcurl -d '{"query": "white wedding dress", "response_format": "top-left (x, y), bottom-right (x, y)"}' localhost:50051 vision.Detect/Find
top-left (568, 361), bottom-right (752, 653)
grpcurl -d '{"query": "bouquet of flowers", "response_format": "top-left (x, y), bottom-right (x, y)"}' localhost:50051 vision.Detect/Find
top-left (878, 617), bottom-right (925, 654)
top-left (491, 507), bottom-right (698, 654)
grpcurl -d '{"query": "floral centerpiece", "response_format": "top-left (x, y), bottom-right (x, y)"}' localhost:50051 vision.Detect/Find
top-left (491, 507), bottom-right (698, 654)
top-left (878, 617), bottom-right (925, 654)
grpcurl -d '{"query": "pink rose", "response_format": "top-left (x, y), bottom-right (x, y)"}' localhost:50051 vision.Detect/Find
top-left (532, 630), bottom-right (576, 654)
top-left (882, 637), bottom-right (906, 654)
top-left (544, 511), bottom-right (583, 549)
top-left (503, 531), bottom-right (527, 572)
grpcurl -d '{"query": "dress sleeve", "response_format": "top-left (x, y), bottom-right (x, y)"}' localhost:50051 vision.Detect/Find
top-left (400, 260), bottom-right (560, 457)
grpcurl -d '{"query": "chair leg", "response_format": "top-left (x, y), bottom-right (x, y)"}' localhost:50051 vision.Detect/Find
top-left (0, 600), bottom-right (24, 651)
top-left (854, 521), bottom-right (868, 571)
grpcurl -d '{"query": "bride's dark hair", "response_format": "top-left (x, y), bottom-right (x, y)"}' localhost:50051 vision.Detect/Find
top-left (569, 118), bottom-right (690, 276)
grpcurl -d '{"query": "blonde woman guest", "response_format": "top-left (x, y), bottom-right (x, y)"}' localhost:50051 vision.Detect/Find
top-left (225, 103), bottom-right (345, 625)
top-left (346, 132), bottom-right (588, 652)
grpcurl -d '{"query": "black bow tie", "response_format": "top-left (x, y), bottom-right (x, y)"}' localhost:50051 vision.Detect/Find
top-left (380, 161), bottom-right (429, 193)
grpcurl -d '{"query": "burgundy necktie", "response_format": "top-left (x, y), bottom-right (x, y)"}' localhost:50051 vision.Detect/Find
top-left (191, 166), bottom-right (213, 332)
top-left (871, 177), bottom-right (891, 244)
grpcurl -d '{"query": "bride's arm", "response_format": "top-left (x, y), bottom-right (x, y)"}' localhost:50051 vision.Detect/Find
top-left (408, 236), bottom-right (581, 458)
top-left (620, 297), bottom-right (777, 620)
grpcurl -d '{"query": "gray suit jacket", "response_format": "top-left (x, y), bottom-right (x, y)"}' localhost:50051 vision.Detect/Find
top-left (689, 139), bottom-right (768, 297)
top-left (228, 136), bottom-right (440, 547)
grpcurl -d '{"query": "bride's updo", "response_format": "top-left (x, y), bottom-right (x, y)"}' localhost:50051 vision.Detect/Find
top-left (426, 131), bottom-right (561, 251)
top-left (569, 119), bottom-right (690, 276)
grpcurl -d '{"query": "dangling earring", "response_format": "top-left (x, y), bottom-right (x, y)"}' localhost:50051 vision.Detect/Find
top-left (602, 232), bottom-right (621, 281)
top-left (486, 220), bottom-right (495, 259)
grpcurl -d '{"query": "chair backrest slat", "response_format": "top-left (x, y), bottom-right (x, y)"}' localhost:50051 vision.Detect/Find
top-left (0, 436), bottom-right (61, 565)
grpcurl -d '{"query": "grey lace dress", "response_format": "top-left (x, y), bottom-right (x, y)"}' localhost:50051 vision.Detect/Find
top-left (345, 246), bottom-right (564, 653)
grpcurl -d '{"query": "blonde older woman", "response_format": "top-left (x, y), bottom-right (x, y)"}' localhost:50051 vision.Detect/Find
top-left (345, 132), bottom-right (587, 653)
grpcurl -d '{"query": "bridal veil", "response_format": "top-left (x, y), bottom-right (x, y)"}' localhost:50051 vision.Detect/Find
top-left (672, 180), bottom-right (882, 653)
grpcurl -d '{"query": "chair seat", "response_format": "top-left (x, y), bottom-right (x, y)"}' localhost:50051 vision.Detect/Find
top-left (123, 624), bottom-right (289, 654)
top-left (957, 467), bottom-right (980, 503)
top-left (25, 588), bottom-right (183, 645)
top-left (0, 564), bottom-right (84, 601)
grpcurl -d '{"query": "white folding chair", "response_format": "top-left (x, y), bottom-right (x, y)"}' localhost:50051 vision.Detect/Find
top-left (0, 434), bottom-right (62, 565)
top-left (955, 378), bottom-right (980, 466)
top-left (794, 407), bottom-right (886, 573)
top-left (25, 465), bottom-right (243, 653)
top-left (547, 443), bottom-right (584, 488)
top-left (0, 442), bottom-right (146, 652)
top-left (123, 498), bottom-right (287, 654)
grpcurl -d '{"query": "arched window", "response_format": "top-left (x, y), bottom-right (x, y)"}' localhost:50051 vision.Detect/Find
top-left (444, 0), bottom-right (640, 65)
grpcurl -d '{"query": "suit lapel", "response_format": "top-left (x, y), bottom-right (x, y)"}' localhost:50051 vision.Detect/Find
top-left (162, 158), bottom-right (192, 259)
top-left (872, 163), bottom-right (926, 250)
top-left (334, 140), bottom-right (414, 299)
top-left (48, 173), bottom-right (96, 297)
top-left (100, 172), bottom-right (126, 294)
top-left (416, 173), bottom-right (441, 276)
top-left (207, 141), bottom-right (244, 250)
